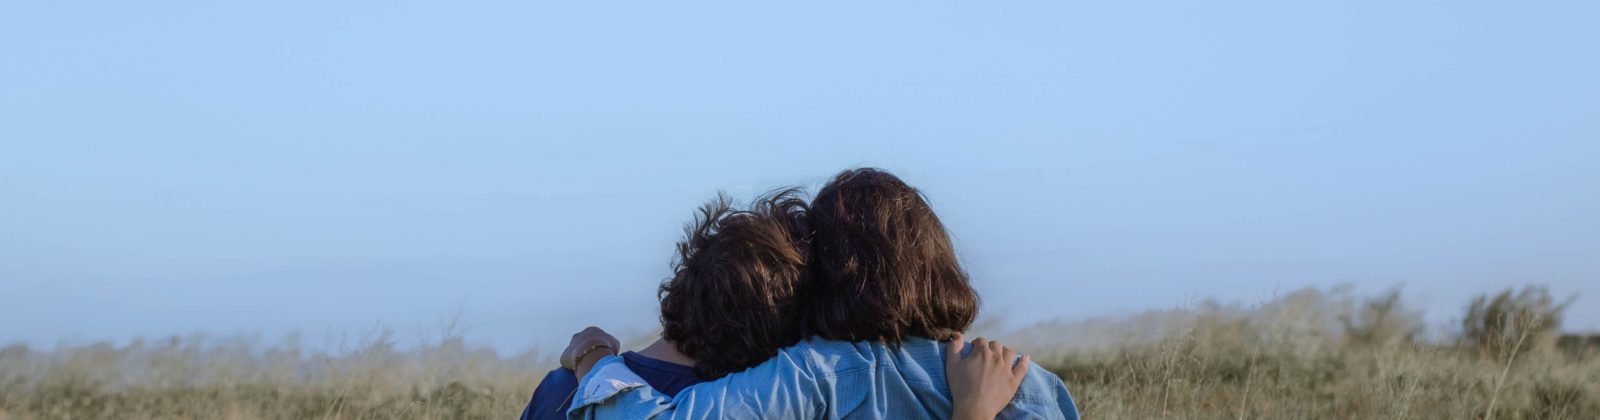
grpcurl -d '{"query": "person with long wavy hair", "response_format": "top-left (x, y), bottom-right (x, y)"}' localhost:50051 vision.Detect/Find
top-left (562, 168), bottom-right (1079, 419)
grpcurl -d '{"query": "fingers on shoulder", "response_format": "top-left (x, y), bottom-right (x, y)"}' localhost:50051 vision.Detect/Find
top-left (945, 334), bottom-right (966, 363)
top-left (971, 337), bottom-right (990, 353)
top-left (1012, 354), bottom-right (1031, 378)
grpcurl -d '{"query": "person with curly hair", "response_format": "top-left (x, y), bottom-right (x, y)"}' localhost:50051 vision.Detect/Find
top-left (563, 168), bottom-right (1078, 419)
top-left (520, 189), bottom-right (812, 420)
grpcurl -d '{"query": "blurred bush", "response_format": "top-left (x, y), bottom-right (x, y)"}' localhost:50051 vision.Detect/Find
top-left (1459, 285), bottom-right (1575, 358)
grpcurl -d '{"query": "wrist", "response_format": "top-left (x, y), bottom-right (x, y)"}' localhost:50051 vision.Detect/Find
top-left (951, 407), bottom-right (988, 420)
top-left (562, 338), bottom-right (613, 368)
top-left (573, 346), bottom-right (618, 379)
top-left (573, 344), bottom-right (615, 367)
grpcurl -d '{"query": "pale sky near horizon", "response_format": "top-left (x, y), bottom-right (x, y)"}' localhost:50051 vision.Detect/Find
top-left (3, 1), bottom-right (1597, 353)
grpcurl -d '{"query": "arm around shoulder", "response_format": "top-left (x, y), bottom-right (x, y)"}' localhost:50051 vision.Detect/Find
top-left (570, 347), bottom-right (827, 419)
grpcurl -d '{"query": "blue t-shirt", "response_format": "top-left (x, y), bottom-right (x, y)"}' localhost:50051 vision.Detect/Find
top-left (520, 351), bottom-right (704, 420)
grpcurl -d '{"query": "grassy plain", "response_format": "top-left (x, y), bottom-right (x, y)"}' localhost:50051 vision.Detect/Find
top-left (2, 286), bottom-right (1594, 419)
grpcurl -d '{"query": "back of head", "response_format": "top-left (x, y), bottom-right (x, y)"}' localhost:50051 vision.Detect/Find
top-left (658, 189), bottom-right (810, 378)
top-left (802, 168), bottom-right (978, 344)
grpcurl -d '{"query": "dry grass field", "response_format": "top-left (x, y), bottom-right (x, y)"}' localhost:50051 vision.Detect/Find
top-left (2, 285), bottom-right (1594, 419)
top-left (1005, 286), bottom-right (1597, 419)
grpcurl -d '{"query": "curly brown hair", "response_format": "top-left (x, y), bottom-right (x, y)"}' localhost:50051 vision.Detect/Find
top-left (657, 189), bottom-right (811, 379)
top-left (800, 168), bottom-right (978, 344)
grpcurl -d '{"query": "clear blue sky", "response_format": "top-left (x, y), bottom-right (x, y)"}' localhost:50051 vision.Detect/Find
top-left (3, 1), bottom-right (1597, 352)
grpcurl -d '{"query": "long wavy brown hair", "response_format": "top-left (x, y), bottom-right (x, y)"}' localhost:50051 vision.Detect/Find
top-left (800, 168), bottom-right (978, 344)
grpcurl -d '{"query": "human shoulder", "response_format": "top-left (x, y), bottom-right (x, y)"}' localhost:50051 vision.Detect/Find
top-left (533, 366), bottom-right (578, 391)
top-left (1015, 361), bottom-right (1067, 402)
top-left (779, 337), bottom-right (913, 378)
top-left (524, 367), bottom-right (579, 420)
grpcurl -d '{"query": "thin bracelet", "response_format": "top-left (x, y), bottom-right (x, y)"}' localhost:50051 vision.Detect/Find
top-left (573, 344), bottom-right (615, 368)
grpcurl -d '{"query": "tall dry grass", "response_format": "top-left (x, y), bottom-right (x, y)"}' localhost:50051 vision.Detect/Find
top-left (1008, 286), bottom-right (1598, 419)
top-left (0, 329), bottom-right (549, 420)
top-left (2, 285), bottom-right (1594, 419)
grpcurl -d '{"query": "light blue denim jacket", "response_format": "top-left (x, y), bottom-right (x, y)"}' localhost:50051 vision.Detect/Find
top-left (568, 337), bottom-right (1079, 419)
